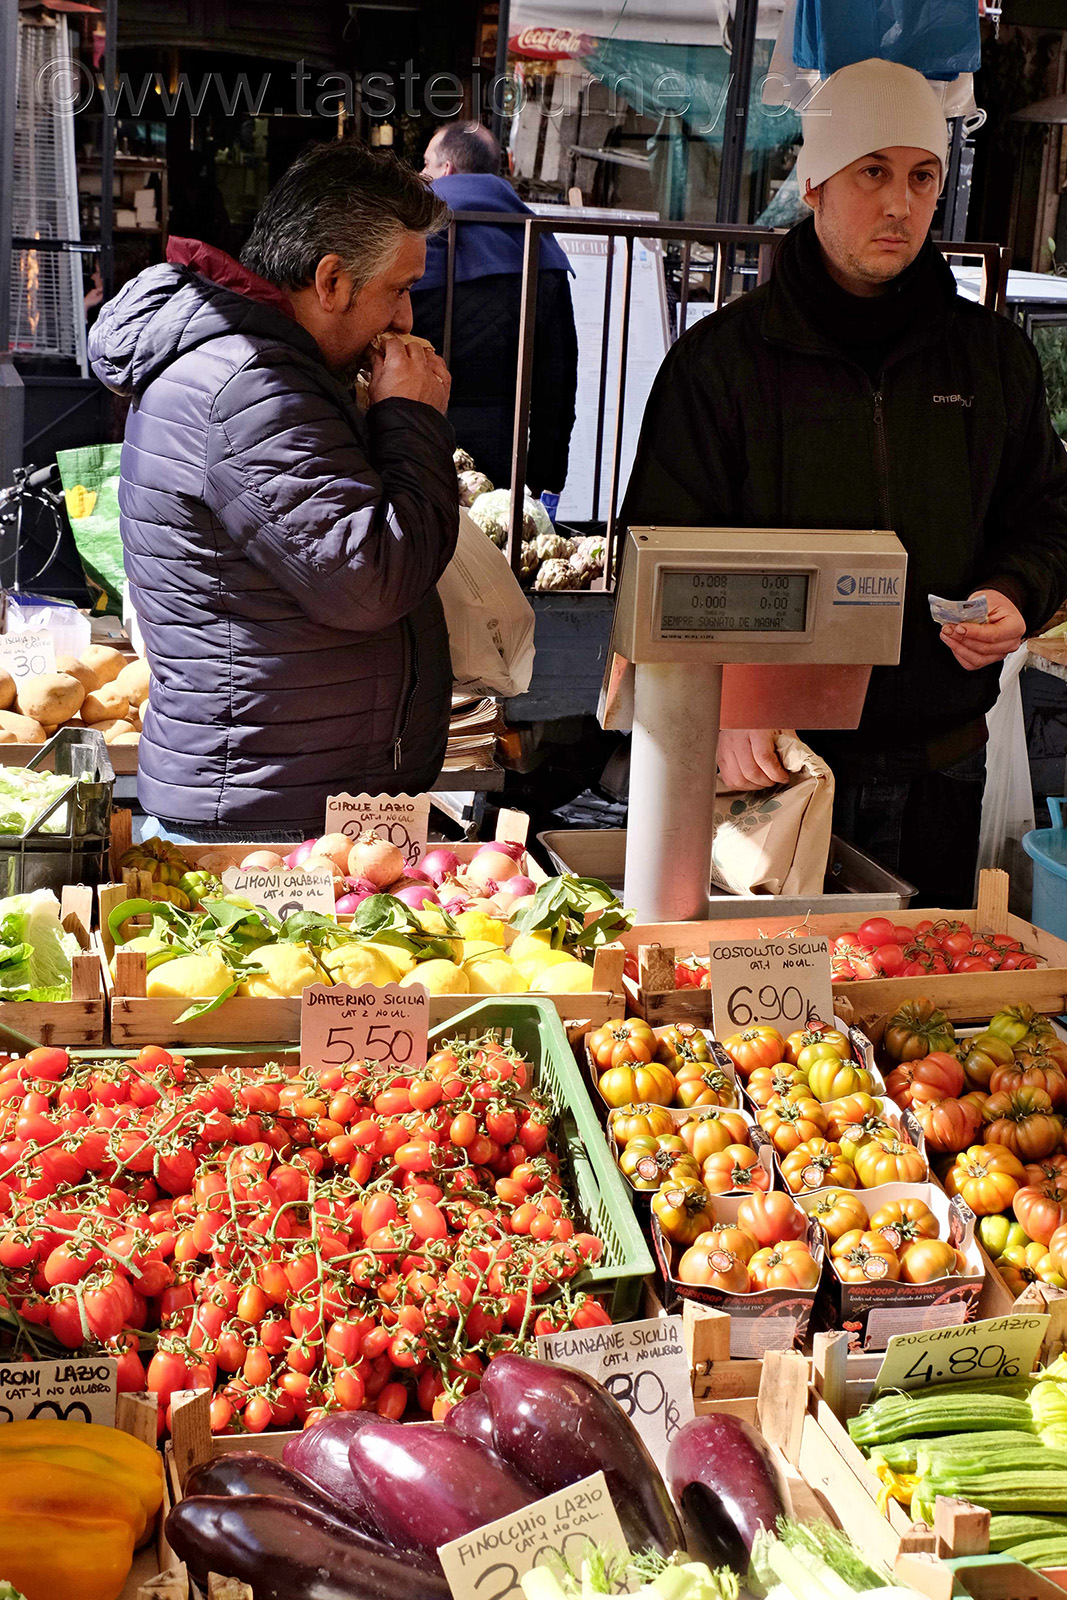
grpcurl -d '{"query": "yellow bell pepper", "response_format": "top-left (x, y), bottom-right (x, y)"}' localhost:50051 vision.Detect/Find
top-left (0, 1458), bottom-right (139, 1600)
top-left (0, 1419), bottom-right (163, 1525)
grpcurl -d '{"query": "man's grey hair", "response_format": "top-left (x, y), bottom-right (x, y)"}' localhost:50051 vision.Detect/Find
top-left (242, 139), bottom-right (448, 295)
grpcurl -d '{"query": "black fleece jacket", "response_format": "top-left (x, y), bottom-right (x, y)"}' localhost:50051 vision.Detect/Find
top-left (623, 217), bottom-right (1067, 764)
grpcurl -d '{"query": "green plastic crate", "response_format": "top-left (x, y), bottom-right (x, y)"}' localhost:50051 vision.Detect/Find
top-left (40, 1001), bottom-right (654, 1320)
top-left (431, 998), bottom-right (654, 1320)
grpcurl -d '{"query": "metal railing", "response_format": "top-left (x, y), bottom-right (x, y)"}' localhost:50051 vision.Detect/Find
top-left (440, 209), bottom-right (1011, 590)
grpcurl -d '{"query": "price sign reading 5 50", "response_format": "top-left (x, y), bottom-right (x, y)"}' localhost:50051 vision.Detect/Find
top-left (300, 982), bottom-right (429, 1073)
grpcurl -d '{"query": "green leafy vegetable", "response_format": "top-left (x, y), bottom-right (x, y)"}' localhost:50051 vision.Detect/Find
top-left (0, 767), bottom-right (75, 835)
top-left (0, 890), bottom-right (80, 1001)
top-left (514, 875), bottom-right (633, 956)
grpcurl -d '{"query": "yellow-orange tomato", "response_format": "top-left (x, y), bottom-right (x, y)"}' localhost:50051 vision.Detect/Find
top-left (898, 1238), bottom-right (960, 1283)
top-left (676, 1243), bottom-right (750, 1293)
top-left (748, 1240), bottom-right (821, 1291)
top-left (807, 1187), bottom-right (869, 1243)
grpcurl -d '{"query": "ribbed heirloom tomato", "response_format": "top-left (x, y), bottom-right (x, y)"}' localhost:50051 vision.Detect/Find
top-left (736, 1190), bottom-right (807, 1245)
top-left (807, 1188), bottom-right (869, 1242)
top-left (676, 1242), bottom-right (750, 1293)
top-left (588, 1018), bottom-right (656, 1071)
top-left (831, 1230), bottom-right (901, 1283)
top-left (946, 1144), bottom-right (1027, 1214)
top-left (868, 1198), bottom-right (939, 1248)
top-left (721, 1026), bottom-right (786, 1079)
top-left (680, 1109), bottom-right (750, 1164)
top-left (701, 1145), bottom-right (770, 1195)
top-left (748, 1241), bottom-right (820, 1291)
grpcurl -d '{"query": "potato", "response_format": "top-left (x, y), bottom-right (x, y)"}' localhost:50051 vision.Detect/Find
top-left (16, 672), bottom-right (85, 725)
top-left (114, 658), bottom-right (150, 704)
top-left (81, 685), bottom-right (131, 724)
top-left (0, 669), bottom-right (14, 712)
top-left (109, 731), bottom-right (140, 746)
top-left (0, 709), bottom-right (45, 743)
top-left (55, 654), bottom-right (98, 694)
top-left (0, 729), bottom-right (17, 744)
top-left (90, 717), bottom-right (136, 743)
top-left (79, 644), bottom-right (126, 687)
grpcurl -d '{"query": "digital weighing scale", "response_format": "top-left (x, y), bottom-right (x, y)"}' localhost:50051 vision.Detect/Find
top-left (600, 527), bottom-right (908, 922)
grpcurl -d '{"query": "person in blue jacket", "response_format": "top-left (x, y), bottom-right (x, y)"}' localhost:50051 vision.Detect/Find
top-left (411, 123), bottom-right (578, 496)
top-left (88, 141), bottom-right (459, 842)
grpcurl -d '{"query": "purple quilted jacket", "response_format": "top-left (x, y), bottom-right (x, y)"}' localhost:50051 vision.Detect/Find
top-left (88, 244), bottom-right (459, 830)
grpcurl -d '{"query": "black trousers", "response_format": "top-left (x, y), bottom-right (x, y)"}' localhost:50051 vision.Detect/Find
top-left (826, 746), bottom-right (986, 910)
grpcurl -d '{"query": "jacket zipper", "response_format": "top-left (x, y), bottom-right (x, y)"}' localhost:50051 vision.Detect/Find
top-left (871, 386), bottom-right (893, 528)
top-left (394, 620), bottom-right (420, 771)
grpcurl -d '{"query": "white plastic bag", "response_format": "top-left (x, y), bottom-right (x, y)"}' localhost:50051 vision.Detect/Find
top-left (976, 642), bottom-right (1034, 902)
top-left (437, 509), bottom-right (536, 698)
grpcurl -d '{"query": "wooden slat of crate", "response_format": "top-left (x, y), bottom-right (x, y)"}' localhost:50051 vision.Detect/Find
top-left (0, 884), bottom-right (106, 1047)
top-left (621, 870), bottom-right (1067, 1026)
top-left (96, 924), bottom-right (625, 1046)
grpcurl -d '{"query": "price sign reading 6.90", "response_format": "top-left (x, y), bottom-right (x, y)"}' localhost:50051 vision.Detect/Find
top-left (300, 983), bottom-right (429, 1073)
top-left (708, 935), bottom-right (835, 1036)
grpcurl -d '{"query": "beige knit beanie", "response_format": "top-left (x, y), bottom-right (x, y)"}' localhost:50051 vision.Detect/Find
top-left (796, 59), bottom-right (949, 195)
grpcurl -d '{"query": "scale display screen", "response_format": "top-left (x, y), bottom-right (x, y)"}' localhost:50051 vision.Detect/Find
top-left (659, 569), bottom-right (810, 634)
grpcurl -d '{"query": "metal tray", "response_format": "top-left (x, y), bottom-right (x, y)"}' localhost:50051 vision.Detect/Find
top-left (536, 827), bottom-right (915, 915)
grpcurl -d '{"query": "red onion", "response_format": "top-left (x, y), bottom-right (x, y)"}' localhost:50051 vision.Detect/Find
top-left (498, 875), bottom-right (536, 900)
top-left (475, 840), bottom-right (526, 864)
top-left (421, 848), bottom-right (461, 886)
top-left (393, 883), bottom-right (440, 910)
top-left (283, 838), bottom-right (317, 870)
top-left (335, 889), bottom-right (373, 914)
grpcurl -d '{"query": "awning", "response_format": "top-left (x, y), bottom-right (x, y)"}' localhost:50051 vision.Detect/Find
top-left (510, 0), bottom-right (784, 49)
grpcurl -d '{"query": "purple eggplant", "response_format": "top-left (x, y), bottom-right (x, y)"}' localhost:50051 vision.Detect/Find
top-left (482, 1352), bottom-right (682, 1556)
top-left (181, 1452), bottom-right (441, 1574)
top-left (282, 1412), bottom-right (383, 1535)
top-left (167, 1494), bottom-right (450, 1600)
top-left (347, 1417), bottom-right (539, 1560)
top-left (444, 1388), bottom-right (495, 1447)
top-left (665, 1413), bottom-right (791, 1572)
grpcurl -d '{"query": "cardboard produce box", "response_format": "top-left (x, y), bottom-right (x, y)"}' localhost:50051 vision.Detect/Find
top-left (796, 1180), bottom-right (984, 1351)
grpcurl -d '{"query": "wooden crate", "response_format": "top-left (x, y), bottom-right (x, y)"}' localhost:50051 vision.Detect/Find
top-left (619, 870), bottom-right (1067, 1027)
top-left (95, 932), bottom-right (625, 1046)
top-left (98, 808), bottom-right (625, 1044)
top-left (0, 883), bottom-right (106, 1048)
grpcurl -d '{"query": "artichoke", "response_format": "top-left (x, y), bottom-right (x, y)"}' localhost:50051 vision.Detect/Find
top-left (453, 447), bottom-right (476, 473)
top-left (533, 531), bottom-right (576, 562)
top-left (520, 541), bottom-right (539, 578)
top-left (469, 488), bottom-right (545, 545)
top-left (533, 558), bottom-right (582, 591)
top-left (458, 469), bottom-right (494, 507)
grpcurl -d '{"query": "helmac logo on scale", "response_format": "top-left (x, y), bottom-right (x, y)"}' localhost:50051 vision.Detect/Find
top-left (832, 569), bottom-right (901, 607)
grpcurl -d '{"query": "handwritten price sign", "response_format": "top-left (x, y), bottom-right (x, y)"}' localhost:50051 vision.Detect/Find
top-left (300, 982), bottom-right (428, 1073)
top-left (535, 1316), bottom-right (692, 1473)
top-left (708, 935), bottom-right (834, 1037)
top-left (437, 1472), bottom-right (628, 1600)
top-left (221, 868), bottom-right (336, 922)
top-left (0, 1356), bottom-right (117, 1425)
top-left (0, 629), bottom-right (56, 681)
top-left (872, 1313), bottom-right (1049, 1397)
top-left (324, 792), bottom-right (431, 866)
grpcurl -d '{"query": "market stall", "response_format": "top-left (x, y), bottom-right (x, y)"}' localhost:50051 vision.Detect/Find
top-left (0, 744), bottom-right (1064, 1600)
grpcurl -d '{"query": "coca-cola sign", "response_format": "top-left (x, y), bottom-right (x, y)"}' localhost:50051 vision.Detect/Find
top-left (510, 25), bottom-right (595, 59)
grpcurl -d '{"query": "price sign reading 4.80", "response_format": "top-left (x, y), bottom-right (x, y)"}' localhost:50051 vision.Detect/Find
top-left (872, 1313), bottom-right (1050, 1397)
top-left (324, 792), bottom-right (431, 867)
top-left (299, 982), bottom-right (429, 1073)
top-left (708, 935), bottom-right (835, 1037)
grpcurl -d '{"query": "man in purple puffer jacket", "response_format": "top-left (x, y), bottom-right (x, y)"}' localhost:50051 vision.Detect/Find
top-left (89, 141), bottom-right (459, 842)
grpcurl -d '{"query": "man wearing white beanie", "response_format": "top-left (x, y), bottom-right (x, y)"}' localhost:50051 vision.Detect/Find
top-left (624, 58), bottom-right (1067, 905)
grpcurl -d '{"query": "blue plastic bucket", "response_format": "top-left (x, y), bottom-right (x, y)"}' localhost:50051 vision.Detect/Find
top-left (1023, 797), bottom-right (1067, 939)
